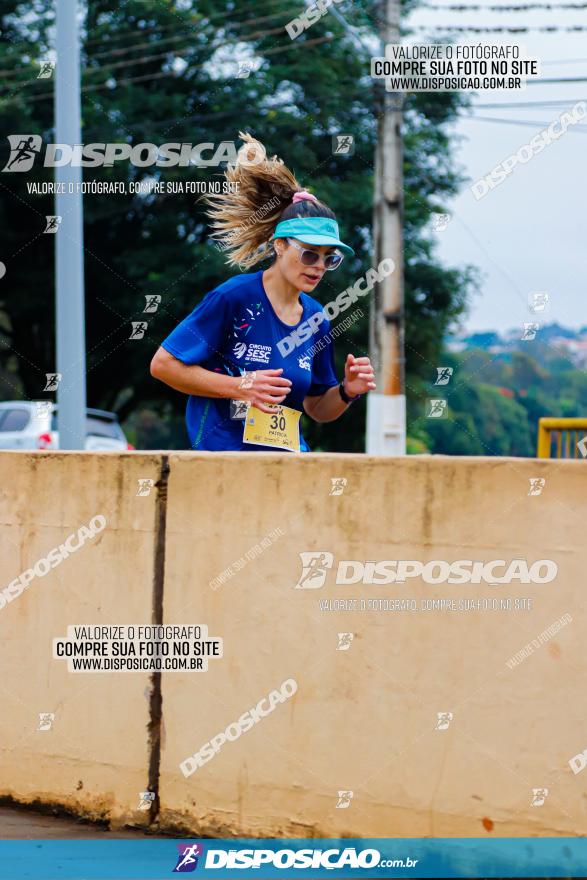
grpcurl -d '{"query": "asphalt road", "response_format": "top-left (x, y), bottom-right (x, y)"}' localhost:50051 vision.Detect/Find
top-left (0, 805), bottom-right (155, 839)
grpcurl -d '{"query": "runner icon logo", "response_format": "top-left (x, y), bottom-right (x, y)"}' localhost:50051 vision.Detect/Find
top-left (173, 843), bottom-right (204, 873)
top-left (294, 552), bottom-right (334, 589)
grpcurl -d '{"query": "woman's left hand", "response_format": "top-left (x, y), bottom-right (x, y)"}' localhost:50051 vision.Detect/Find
top-left (343, 353), bottom-right (377, 398)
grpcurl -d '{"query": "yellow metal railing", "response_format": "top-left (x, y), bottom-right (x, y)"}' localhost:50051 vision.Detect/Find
top-left (537, 417), bottom-right (587, 458)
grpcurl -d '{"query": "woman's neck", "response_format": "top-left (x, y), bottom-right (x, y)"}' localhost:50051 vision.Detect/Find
top-left (262, 262), bottom-right (299, 308)
top-left (261, 263), bottom-right (303, 324)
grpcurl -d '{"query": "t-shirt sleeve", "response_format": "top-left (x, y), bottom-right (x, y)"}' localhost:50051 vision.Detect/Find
top-left (306, 315), bottom-right (339, 397)
top-left (160, 288), bottom-right (231, 366)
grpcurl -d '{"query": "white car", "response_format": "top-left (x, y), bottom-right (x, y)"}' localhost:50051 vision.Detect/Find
top-left (0, 401), bottom-right (133, 451)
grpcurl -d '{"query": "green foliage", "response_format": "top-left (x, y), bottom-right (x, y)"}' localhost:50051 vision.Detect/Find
top-left (412, 343), bottom-right (587, 457)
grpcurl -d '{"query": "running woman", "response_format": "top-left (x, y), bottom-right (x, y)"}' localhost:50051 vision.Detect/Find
top-left (150, 134), bottom-right (376, 453)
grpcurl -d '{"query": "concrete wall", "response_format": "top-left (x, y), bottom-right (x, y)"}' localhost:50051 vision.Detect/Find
top-left (0, 452), bottom-right (161, 826)
top-left (0, 451), bottom-right (585, 837)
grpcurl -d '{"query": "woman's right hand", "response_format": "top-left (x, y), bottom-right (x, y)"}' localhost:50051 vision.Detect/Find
top-left (234, 368), bottom-right (292, 414)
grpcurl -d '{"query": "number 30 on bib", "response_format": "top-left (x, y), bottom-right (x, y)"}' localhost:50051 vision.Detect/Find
top-left (242, 404), bottom-right (301, 453)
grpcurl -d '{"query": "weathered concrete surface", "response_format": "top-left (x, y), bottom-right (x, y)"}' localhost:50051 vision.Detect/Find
top-left (159, 453), bottom-right (587, 838)
top-left (1, 451), bottom-right (586, 839)
top-left (0, 452), bottom-right (161, 827)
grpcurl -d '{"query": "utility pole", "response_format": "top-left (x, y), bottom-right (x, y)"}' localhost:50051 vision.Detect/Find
top-left (366, 0), bottom-right (406, 455)
top-left (55, 0), bottom-right (86, 449)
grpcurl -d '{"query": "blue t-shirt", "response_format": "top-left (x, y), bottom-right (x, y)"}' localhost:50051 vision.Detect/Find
top-left (160, 270), bottom-right (339, 451)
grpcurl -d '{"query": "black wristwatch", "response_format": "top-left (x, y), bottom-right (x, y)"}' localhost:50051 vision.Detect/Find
top-left (338, 379), bottom-right (361, 404)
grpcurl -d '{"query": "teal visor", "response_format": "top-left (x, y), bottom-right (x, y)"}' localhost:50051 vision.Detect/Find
top-left (272, 216), bottom-right (354, 257)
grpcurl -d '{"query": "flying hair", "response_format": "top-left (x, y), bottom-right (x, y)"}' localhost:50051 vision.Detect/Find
top-left (203, 132), bottom-right (335, 269)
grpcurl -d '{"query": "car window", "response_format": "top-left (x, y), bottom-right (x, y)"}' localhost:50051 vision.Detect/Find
top-left (0, 408), bottom-right (31, 432)
top-left (85, 416), bottom-right (120, 438)
top-left (50, 412), bottom-right (122, 439)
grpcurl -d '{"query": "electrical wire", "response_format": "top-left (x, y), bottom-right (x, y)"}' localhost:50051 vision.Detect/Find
top-left (411, 23), bottom-right (587, 30)
top-left (0, 21), bottom-right (293, 83)
top-left (460, 112), bottom-right (587, 128)
top-left (418, 2), bottom-right (587, 8)
top-left (1, 33), bottom-right (336, 105)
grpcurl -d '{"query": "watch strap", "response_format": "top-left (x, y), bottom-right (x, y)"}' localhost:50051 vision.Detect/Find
top-left (339, 380), bottom-right (361, 404)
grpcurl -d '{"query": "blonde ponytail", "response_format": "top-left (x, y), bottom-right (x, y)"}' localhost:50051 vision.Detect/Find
top-left (203, 132), bottom-right (303, 269)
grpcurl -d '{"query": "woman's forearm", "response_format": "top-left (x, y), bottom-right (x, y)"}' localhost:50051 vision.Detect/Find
top-left (151, 348), bottom-right (239, 399)
top-left (304, 384), bottom-right (350, 423)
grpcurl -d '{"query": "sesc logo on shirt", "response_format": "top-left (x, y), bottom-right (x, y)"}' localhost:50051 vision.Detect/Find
top-left (245, 343), bottom-right (271, 364)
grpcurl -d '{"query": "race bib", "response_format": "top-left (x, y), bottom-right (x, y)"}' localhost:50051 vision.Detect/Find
top-left (242, 404), bottom-right (301, 453)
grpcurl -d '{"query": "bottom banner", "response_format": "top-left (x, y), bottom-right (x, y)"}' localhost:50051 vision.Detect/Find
top-left (0, 837), bottom-right (585, 879)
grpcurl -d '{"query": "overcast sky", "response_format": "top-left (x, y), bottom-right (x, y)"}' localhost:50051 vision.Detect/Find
top-left (403, 5), bottom-right (587, 334)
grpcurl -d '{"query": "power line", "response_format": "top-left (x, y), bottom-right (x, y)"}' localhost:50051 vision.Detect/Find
top-left (86, 12), bottom-right (291, 59)
top-left (1, 34), bottom-right (336, 105)
top-left (471, 98), bottom-right (587, 106)
top-left (418, 1), bottom-right (587, 7)
top-left (0, 22), bottom-right (291, 85)
top-left (542, 57), bottom-right (587, 63)
top-left (82, 1), bottom-right (291, 47)
top-left (460, 113), bottom-right (587, 129)
top-left (527, 75), bottom-right (587, 82)
top-left (412, 23), bottom-right (587, 30)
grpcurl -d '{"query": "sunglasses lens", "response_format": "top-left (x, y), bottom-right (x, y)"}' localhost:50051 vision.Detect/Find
top-left (300, 250), bottom-right (320, 266)
top-left (324, 253), bottom-right (343, 269)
